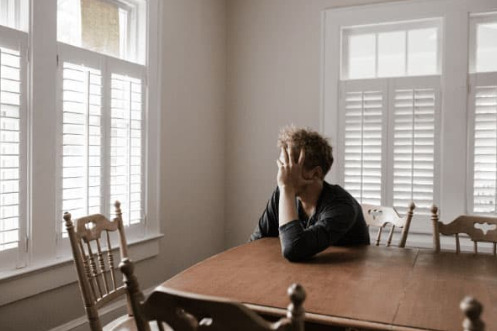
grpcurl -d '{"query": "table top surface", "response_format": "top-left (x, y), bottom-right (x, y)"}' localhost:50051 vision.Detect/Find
top-left (161, 238), bottom-right (497, 331)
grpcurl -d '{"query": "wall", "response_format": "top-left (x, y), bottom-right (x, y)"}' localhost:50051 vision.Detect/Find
top-left (0, 0), bottom-right (227, 329)
top-left (160, 0), bottom-right (227, 275)
top-left (224, 0), bottom-right (402, 247)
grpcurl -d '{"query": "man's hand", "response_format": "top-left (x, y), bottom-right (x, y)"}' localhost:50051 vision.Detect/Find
top-left (276, 147), bottom-right (314, 195)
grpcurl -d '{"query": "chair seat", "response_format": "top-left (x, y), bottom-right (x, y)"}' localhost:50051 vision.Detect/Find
top-left (103, 314), bottom-right (135, 331)
top-left (105, 314), bottom-right (170, 331)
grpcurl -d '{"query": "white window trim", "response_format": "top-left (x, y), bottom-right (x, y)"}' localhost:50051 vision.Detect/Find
top-left (341, 18), bottom-right (443, 80)
top-left (0, 0), bottom-right (162, 305)
top-left (322, 0), bottom-right (497, 246)
top-left (468, 12), bottom-right (497, 74)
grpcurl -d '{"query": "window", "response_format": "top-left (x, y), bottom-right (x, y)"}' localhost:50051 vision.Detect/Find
top-left (109, 71), bottom-right (144, 226)
top-left (59, 59), bottom-right (104, 222)
top-left (339, 20), bottom-right (441, 215)
top-left (469, 13), bottom-right (497, 214)
top-left (324, 0), bottom-right (497, 241)
top-left (0, 0), bottom-right (161, 280)
top-left (56, 45), bottom-right (146, 240)
top-left (56, 0), bottom-right (147, 245)
top-left (57, 0), bottom-right (146, 63)
top-left (0, 6), bottom-right (28, 269)
top-left (0, 0), bottom-right (28, 31)
top-left (343, 20), bottom-right (441, 80)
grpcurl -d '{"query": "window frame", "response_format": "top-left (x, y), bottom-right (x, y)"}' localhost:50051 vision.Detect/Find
top-left (0, 0), bottom-right (28, 31)
top-left (0, 0), bottom-right (162, 306)
top-left (341, 18), bottom-right (443, 80)
top-left (323, 0), bottom-right (497, 245)
top-left (468, 12), bottom-right (497, 74)
top-left (54, 42), bottom-right (149, 259)
top-left (337, 75), bottom-right (442, 229)
top-left (0, 24), bottom-right (28, 269)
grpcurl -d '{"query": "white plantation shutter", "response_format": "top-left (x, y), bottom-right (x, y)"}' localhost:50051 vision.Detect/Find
top-left (109, 72), bottom-right (143, 226)
top-left (59, 61), bottom-right (103, 226)
top-left (391, 82), bottom-right (439, 215)
top-left (470, 73), bottom-right (497, 213)
top-left (341, 83), bottom-right (385, 205)
top-left (339, 77), bottom-right (439, 217)
top-left (0, 45), bottom-right (24, 252)
top-left (0, 26), bottom-right (27, 269)
top-left (58, 45), bottom-right (146, 238)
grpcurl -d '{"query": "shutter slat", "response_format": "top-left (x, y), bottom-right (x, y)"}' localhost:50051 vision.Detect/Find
top-left (473, 85), bottom-right (497, 213)
top-left (343, 89), bottom-right (383, 204)
top-left (110, 73), bottom-right (143, 226)
top-left (60, 62), bottom-right (102, 227)
top-left (0, 46), bottom-right (23, 252)
top-left (393, 88), bottom-right (437, 215)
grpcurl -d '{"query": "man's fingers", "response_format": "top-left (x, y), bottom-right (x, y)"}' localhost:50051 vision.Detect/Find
top-left (298, 148), bottom-right (306, 165)
top-left (287, 147), bottom-right (295, 166)
top-left (276, 159), bottom-right (283, 167)
top-left (281, 147), bottom-right (289, 164)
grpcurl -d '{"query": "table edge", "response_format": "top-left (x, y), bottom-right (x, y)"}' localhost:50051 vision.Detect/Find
top-left (244, 303), bottom-right (437, 331)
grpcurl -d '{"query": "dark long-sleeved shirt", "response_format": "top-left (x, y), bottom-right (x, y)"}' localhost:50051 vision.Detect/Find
top-left (250, 182), bottom-right (370, 261)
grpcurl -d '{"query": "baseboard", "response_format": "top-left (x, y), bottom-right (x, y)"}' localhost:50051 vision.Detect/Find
top-left (50, 286), bottom-right (157, 331)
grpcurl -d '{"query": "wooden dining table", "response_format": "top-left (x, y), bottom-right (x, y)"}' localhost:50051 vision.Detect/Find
top-left (161, 238), bottom-right (497, 330)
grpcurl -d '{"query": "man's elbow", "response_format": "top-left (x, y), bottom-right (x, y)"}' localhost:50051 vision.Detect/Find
top-left (281, 243), bottom-right (308, 262)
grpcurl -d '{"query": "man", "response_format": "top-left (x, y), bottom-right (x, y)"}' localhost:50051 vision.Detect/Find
top-left (250, 126), bottom-right (370, 261)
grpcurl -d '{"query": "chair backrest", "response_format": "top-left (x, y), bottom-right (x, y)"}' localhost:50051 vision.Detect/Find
top-left (64, 201), bottom-right (130, 331)
top-left (460, 296), bottom-right (485, 331)
top-left (120, 258), bottom-right (306, 331)
top-left (361, 202), bottom-right (415, 247)
top-left (431, 205), bottom-right (497, 255)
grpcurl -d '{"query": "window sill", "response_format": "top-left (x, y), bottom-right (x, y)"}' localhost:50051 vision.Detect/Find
top-left (0, 233), bottom-right (163, 307)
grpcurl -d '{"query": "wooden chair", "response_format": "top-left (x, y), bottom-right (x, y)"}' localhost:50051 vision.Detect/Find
top-left (64, 201), bottom-right (134, 331)
top-left (431, 205), bottom-right (497, 254)
top-left (361, 202), bottom-right (415, 247)
top-left (119, 258), bottom-right (307, 331)
top-left (460, 296), bottom-right (485, 331)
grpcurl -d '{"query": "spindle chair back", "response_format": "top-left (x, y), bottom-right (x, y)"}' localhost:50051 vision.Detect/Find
top-left (431, 205), bottom-right (497, 255)
top-left (361, 202), bottom-right (415, 247)
top-left (64, 201), bottom-right (132, 331)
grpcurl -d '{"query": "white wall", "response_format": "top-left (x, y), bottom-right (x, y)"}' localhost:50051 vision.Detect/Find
top-left (160, 0), bottom-right (227, 280)
top-left (0, 0), bottom-right (227, 329)
top-left (224, 0), bottom-right (403, 247)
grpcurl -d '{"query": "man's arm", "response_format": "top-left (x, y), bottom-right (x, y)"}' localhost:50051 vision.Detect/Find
top-left (276, 147), bottom-right (309, 227)
top-left (279, 205), bottom-right (358, 261)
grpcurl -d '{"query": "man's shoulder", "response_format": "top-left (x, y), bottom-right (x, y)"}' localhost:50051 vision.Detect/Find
top-left (318, 182), bottom-right (360, 216)
top-left (322, 182), bottom-right (358, 204)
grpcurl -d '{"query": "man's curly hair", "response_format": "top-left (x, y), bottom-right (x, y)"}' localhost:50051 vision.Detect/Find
top-left (277, 126), bottom-right (334, 177)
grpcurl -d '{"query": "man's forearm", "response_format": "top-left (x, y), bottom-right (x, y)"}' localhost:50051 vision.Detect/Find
top-left (278, 186), bottom-right (298, 227)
